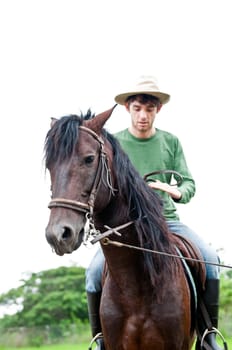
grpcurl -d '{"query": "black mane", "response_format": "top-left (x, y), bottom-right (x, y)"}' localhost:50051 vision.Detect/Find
top-left (105, 132), bottom-right (178, 285)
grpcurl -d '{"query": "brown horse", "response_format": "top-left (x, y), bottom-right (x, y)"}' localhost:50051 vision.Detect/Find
top-left (45, 106), bottom-right (199, 350)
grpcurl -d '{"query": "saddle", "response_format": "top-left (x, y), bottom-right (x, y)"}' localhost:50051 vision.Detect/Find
top-left (172, 233), bottom-right (206, 289)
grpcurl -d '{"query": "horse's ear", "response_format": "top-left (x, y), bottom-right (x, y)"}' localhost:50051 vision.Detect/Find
top-left (84, 104), bottom-right (117, 134)
top-left (50, 117), bottom-right (58, 128)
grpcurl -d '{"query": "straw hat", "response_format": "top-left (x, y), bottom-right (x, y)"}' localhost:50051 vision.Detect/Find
top-left (114, 75), bottom-right (170, 105)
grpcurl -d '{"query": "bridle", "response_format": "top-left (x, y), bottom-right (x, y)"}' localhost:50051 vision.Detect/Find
top-left (47, 126), bottom-right (184, 244)
top-left (48, 125), bottom-right (116, 218)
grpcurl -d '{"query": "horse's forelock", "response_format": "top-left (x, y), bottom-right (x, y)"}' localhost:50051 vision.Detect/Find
top-left (45, 112), bottom-right (95, 168)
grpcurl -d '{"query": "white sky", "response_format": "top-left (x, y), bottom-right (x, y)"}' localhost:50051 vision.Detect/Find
top-left (0, 0), bottom-right (232, 299)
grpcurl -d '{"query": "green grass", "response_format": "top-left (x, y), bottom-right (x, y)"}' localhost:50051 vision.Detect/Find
top-left (1, 344), bottom-right (88, 350)
top-left (2, 337), bottom-right (232, 350)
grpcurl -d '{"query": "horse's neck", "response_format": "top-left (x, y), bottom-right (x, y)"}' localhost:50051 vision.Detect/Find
top-left (101, 240), bottom-right (144, 289)
top-left (95, 197), bottom-right (129, 229)
top-left (96, 199), bottom-right (151, 290)
top-left (100, 218), bottom-right (147, 289)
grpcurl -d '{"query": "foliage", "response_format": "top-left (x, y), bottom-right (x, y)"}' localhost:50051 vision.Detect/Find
top-left (218, 268), bottom-right (232, 336)
top-left (219, 269), bottom-right (232, 311)
top-left (0, 266), bottom-right (88, 329)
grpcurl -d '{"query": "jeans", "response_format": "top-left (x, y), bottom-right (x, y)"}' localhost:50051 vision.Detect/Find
top-left (85, 221), bottom-right (220, 292)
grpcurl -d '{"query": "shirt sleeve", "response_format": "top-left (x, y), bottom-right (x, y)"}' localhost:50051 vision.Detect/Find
top-left (172, 138), bottom-right (196, 204)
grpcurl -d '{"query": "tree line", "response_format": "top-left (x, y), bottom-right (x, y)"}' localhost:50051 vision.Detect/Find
top-left (0, 266), bottom-right (88, 329)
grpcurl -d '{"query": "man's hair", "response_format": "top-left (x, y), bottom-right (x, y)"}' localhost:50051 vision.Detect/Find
top-left (125, 94), bottom-right (161, 107)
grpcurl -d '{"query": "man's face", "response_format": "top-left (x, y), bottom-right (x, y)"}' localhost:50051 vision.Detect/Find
top-left (126, 100), bottom-right (158, 134)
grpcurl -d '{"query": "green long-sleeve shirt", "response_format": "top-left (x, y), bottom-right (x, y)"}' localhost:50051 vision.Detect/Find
top-left (114, 128), bottom-right (195, 221)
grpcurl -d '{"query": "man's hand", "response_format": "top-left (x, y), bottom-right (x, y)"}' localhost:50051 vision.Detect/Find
top-left (148, 180), bottom-right (182, 200)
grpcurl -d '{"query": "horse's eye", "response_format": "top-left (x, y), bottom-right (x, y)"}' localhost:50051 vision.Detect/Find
top-left (85, 155), bottom-right (95, 164)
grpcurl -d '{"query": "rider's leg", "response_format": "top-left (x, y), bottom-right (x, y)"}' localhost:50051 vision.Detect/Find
top-left (85, 247), bottom-right (105, 350)
top-left (196, 278), bottom-right (222, 350)
top-left (167, 221), bottom-right (223, 350)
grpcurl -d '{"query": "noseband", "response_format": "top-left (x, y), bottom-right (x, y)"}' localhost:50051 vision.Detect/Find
top-left (48, 126), bottom-right (115, 216)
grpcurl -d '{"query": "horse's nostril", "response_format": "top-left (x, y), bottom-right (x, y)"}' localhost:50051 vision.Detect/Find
top-left (81, 192), bottom-right (88, 198)
top-left (62, 227), bottom-right (72, 240)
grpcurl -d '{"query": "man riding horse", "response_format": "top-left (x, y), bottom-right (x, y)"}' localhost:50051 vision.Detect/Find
top-left (85, 75), bottom-right (223, 350)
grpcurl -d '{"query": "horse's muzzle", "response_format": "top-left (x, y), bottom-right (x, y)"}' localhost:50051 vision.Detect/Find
top-left (45, 221), bottom-right (84, 256)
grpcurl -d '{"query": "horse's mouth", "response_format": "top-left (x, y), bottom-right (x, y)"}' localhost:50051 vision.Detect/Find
top-left (48, 228), bottom-right (85, 256)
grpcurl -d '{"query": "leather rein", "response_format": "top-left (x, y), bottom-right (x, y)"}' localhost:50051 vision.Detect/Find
top-left (143, 169), bottom-right (183, 186)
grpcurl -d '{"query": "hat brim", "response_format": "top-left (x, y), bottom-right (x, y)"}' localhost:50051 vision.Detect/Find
top-left (114, 91), bottom-right (170, 105)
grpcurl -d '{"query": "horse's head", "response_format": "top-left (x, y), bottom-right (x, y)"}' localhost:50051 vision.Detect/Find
top-left (44, 106), bottom-right (116, 255)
